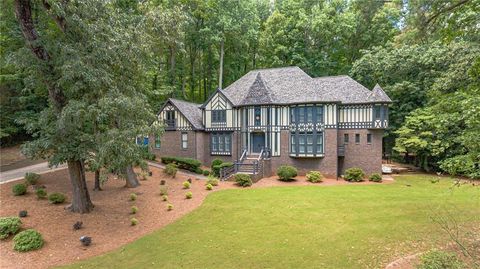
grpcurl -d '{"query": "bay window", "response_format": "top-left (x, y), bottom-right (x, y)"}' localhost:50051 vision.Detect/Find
top-left (211, 132), bottom-right (232, 155)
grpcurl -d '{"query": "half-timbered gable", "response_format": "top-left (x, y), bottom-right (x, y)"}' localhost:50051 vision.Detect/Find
top-left (157, 99), bottom-right (203, 131)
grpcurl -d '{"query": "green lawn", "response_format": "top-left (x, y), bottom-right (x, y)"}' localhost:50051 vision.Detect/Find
top-left (63, 174), bottom-right (479, 269)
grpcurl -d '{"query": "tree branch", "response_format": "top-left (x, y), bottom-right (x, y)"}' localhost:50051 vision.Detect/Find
top-left (42, 0), bottom-right (67, 32)
top-left (426, 0), bottom-right (471, 25)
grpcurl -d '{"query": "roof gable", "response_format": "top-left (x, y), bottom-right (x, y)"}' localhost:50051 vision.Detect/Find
top-left (370, 84), bottom-right (392, 103)
top-left (240, 73), bottom-right (275, 105)
top-left (160, 98), bottom-right (203, 130)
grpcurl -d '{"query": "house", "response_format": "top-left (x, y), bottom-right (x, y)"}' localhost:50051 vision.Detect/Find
top-left (151, 66), bottom-right (391, 179)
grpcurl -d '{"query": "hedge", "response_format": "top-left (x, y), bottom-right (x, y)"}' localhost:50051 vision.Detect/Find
top-left (161, 156), bottom-right (202, 173)
top-left (212, 162), bottom-right (234, 177)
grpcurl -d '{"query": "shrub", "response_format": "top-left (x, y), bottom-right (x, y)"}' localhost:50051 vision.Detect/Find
top-left (80, 236), bottom-right (92, 246)
top-left (12, 184), bottom-right (27, 196)
top-left (73, 221), bottom-right (83, 230)
top-left (277, 165), bottom-right (298, 181)
top-left (164, 163), bottom-right (178, 177)
top-left (369, 173), bottom-right (382, 182)
top-left (24, 173), bottom-right (40, 185)
top-left (202, 170), bottom-right (210, 176)
top-left (129, 193), bottom-right (137, 201)
top-left (0, 217), bottom-right (22, 240)
top-left (417, 250), bottom-right (465, 269)
top-left (212, 162), bottom-right (234, 177)
top-left (161, 156), bottom-right (201, 172)
top-left (183, 181), bottom-right (191, 189)
top-left (162, 195), bottom-right (168, 201)
top-left (167, 203), bottom-right (174, 211)
top-left (131, 206), bottom-right (138, 214)
top-left (159, 186), bottom-right (168, 196)
top-left (13, 229), bottom-right (43, 252)
top-left (35, 188), bottom-right (47, 199)
top-left (130, 218), bottom-right (138, 226)
top-left (344, 167), bottom-right (365, 182)
top-left (206, 176), bottom-right (219, 186)
top-left (18, 211), bottom-right (27, 218)
top-left (48, 192), bottom-right (66, 204)
top-left (185, 192), bottom-right (193, 199)
top-left (160, 179), bottom-right (166, 185)
top-left (206, 184), bottom-right (213, 191)
top-left (194, 167), bottom-right (203, 174)
top-left (306, 171), bottom-right (323, 183)
top-left (234, 174), bottom-right (253, 187)
top-left (211, 159), bottom-right (223, 169)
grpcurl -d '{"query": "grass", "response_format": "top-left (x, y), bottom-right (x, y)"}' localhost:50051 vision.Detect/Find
top-left (62, 174), bottom-right (479, 269)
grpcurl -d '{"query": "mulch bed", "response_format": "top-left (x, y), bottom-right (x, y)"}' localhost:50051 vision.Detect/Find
top-left (0, 168), bottom-right (389, 269)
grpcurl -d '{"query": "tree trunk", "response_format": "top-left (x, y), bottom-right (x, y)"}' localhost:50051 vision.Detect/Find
top-left (218, 39), bottom-right (224, 89)
top-left (67, 160), bottom-right (94, 213)
top-left (124, 165), bottom-right (140, 188)
top-left (93, 169), bottom-right (102, 191)
top-left (169, 45), bottom-right (176, 97)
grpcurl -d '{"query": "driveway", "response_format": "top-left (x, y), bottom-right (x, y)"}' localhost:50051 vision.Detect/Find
top-left (0, 162), bottom-right (66, 184)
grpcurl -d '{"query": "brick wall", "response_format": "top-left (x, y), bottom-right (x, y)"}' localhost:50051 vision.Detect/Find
top-left (337, 129), bottom-right (383, 176)
top-left (150, 130), bottom-right (197, 160)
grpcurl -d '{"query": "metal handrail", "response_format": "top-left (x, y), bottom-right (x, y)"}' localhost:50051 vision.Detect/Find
top-left (239, 148), bottom-right (247, 162)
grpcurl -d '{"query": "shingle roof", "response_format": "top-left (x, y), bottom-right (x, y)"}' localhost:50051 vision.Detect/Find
top-left (168, 98), bottom-right (203, 130)
top-left (220, 66), bottom-right (391, 105)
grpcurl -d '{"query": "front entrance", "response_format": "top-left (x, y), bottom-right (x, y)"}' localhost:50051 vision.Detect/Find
top-left (251, 132), bottom-right (265, 153)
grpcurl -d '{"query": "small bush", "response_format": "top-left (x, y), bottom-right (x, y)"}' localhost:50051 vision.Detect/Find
top-left (13, 229), bottom-right (43, 252)
top-left (417, 249), bottom-right (465, 269)
top-left (162, 195), bottom-right (168, 201)
top-left (80, 236), bottom-right (91, 246)
top-left (130, 218), bottom-right (138, 226)
top-left (129, 193), bottom-right (137, 201)
top-left (206, 184), bottom-right (213, 191)
top-left (160, 179), bottom-right (166, 185)
top-left (18, 211), bottom-right (27, 218)
top-left (131, 206), bottom-right (138, 214)
top-left (12, 184), bottom-right (27, 196)
top-left (194, 167), bottom-right (203, 174)
top-left (211, 159), bottom-right (223, 169)
top-left (344, 167), bottom-right (365, 182)
top-left (48, 192), bottom-right (66, 204)
top-left (202, 170), bottom-right (210, 176)
top-left (277, 165), bottom-right (298, 181)
top-left (35, 188), bottom-right (47, 199)
top-left (24, 173), bottom-right (40, 185)
top-left (0, 217), bottom-right (22, 240)
top-left (185, 192), bottom-right (193, 199)
top-left (161, 156), bottom-right (201, 172)
top-left (212, 162), bottom-right (234, 177)
top-left (73, 221), bottom-right (83, 230)
top-left (306, 171), bottom-right (323, 183)
top-left (369, 173), bottom-right (382, 182)
top-left (235, 174), bottom-right (253, 187)
top-left (206, 176), bottom-right (219, 186)
top-left (159, 186), bottom-right (168, 196)
top-left (167, 204), bottom-right (174, 211)
top-left (183, 181), bottom-right (191, 189)
top-left (164, 163), bottom-right (178, 177)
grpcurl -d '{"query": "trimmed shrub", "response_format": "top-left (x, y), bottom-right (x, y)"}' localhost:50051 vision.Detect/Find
top-left (211, 159), bottom-right (223, 169)
top-left (159, 186), bottom-right (168, 196)
top-left (13, 229), bottom-right (43, 252)
top-left (35, 188), bottom-right (47, 199)
top-left (206, 176), bottom-right (219, 186)
top-left (12, 184), bottom-right (27, 196)
top-left (277, 165), bottom-right (298, 181)
top-left (0, 217), bottom-right (22, 240)
top-left (369, 173), bottom-right (382, 182)
top-left (202, 170), bottom-right (210, 176)
top-left (194, 167), bottom-right (203, 174)
top-left (206, 184), bottom-right (213, 191)
top-left (185, 192), bottom-right (193, 199)
top-left (130, 218), bottom-right (138, 226)
top-left (48, 192), bottom-right (66, 204)
top-left (160, 180), bottom-right (166, 185)
top-left (344, 167), bottom-right (365, 182)
top-left (417, 250), bottom-right (465, 269)
top-left (235, 174), bottom-right (252, 187)
top-left (129, 193), bottom-right (137, 201)
top-left (161, 156), bottom-right (201, 173)
top-left (167, 203), bottom-right (174, 211)
top-left (183, 181), bottom-right (191, 189)
top-left (212, 162), bottom-right (234, 177)
top-left (131, 206), bottom-right (138, 214)
top-left (306, 171), bottom-right (323, 183)
top-left (164, 163), bottom-right (178, 177)
top-left (18, 211), bottom-right (27, 218)
top-left (162, 195), bottom-right (168, 201)
top-left (24, 173), bottom-right (40, 185)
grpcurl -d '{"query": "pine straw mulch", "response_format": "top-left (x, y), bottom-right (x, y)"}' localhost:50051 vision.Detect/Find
top-left (0, 168), bottom-right (389, 269)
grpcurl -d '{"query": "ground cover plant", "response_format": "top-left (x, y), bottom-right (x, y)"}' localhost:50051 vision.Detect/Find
top-left (0, 217), bottom-right (22, 240)
top-left (62, 174), bottom-right (480, 269)
top-left (13, 229), bottom-right (44, 252)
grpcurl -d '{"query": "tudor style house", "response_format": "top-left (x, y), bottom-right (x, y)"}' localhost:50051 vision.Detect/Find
top-left (151, 66), bottom-right (391, 179)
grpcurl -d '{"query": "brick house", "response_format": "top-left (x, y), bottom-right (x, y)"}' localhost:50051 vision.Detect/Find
top-left (150, 66), bottom-right (391, 178)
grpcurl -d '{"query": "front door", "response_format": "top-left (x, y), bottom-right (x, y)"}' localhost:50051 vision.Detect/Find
top-left (251, 133), bottom-right (265, 153)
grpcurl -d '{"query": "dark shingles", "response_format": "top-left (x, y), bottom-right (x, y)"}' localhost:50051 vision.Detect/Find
top-left (168, 98), bottom-right (204, 130)
top-left (370, 84), bottom-right (392, 103)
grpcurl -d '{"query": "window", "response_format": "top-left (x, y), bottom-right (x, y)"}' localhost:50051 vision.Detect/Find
top-left (355, 134), bottom-right (360, 144)
top-left (155, 136), bottom-right (161, 148)
top-left (212, 110), bottom-right (226, 123)
top-left (306, 107), bottom-right (313, 122)
top-left (299, 107), bottom-right (305, 123)
top-left (181, 132), bottom-right (188, 149)
top-left (211, 132), bottom-right (232, 155)
top-left (367, 133), bottom-right (372, 144)
top-left (374, 106), bottom-right (381, 119)
top-left (254, 106), bottom-right (261, 126)
top-left (316, 133), bottom-right (323, 153)
top-left (290, 132), bottom-right (324, 156)
top-left (344, 133), bottom-right (349, 143)
top-left (316, 106), bottom-right (324, 123)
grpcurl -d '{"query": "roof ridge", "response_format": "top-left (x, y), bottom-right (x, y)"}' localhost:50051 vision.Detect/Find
top-left (313, 75), bottom-right (350, 79)
top-left (169, 98), bottom-right (202, 105)
top-left (248, 66), bottom-right (300, 73)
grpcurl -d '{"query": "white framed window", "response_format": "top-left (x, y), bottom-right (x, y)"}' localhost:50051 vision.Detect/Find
top-left (181, 132), bottom-right (188, 149)
top-left (155, 136), bottom-right (161, 148)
